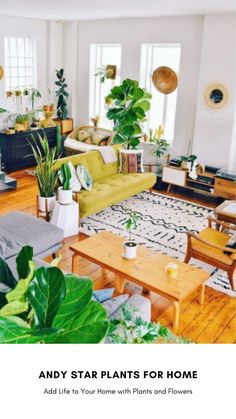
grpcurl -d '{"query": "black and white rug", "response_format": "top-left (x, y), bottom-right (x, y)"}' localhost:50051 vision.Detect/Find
top-left (80, 192), bottom-right (235, 298)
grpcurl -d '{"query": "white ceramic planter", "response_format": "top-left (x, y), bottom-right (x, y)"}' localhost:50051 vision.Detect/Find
top-left (58, 187), bottom-right (73, 205)
top-left (38, 195), bottom-right (56, 212)
top-left (123, 242), bottom-right (137, 260)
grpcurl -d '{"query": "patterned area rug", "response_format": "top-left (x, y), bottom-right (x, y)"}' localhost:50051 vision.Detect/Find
top-left (80, 192), bottom-right (235, 298)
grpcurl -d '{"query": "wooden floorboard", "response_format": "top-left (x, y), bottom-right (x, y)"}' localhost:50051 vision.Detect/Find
top-left (0, 169), bottom-right (235, 344)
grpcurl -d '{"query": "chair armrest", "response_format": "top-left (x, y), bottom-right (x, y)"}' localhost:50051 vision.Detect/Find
top-left (208, 216), bottom-right (236, 231)
top-left (187, 232), bottom-right (236, 254)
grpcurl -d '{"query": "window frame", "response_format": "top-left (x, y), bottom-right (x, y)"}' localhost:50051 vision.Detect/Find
top-left (140, 43), bottom-right (181, 144)
top-left (4, 36), bottom-right (37, 91)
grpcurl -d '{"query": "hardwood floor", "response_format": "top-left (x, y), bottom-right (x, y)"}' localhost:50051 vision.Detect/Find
top-left (0, 169), bottom-right (235, 344)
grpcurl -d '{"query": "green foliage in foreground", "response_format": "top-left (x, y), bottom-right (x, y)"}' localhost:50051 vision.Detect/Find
top-left (107, 304), bottom-right (191, 344)
top-left (0, 247), bottom-right (108, 344)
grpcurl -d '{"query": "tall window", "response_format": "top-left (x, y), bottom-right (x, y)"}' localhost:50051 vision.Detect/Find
top-left (140, 44), bottom-right (181, 143)
top-left (4, 37), bottom-right (36, 91)
top-left (89, 44), bottom-right (122, 127)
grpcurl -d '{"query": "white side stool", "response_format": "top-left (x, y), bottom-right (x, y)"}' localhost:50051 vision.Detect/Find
top-left (50, 201), bottom-right (79, 238)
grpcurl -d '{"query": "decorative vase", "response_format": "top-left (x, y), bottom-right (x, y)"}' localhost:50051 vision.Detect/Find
top-left (123, 242), bottom-right (137, 260)
top-left (58, 187), bottom-right (73, 205)
top-left (38, 195), bottom-right (56, 212)
top-left (44, 110), bottom-right (56, 127)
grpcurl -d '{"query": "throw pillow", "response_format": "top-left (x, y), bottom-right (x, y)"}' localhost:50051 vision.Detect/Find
top-left (92, 134), bottom-right (110, 146)
top-left (67, 161), bottom-right (81, 192)
top-left (77, 129), bottom-right (90, 141)
top-left (59, 161), bottom-right (81, 192)
top-left (119, 149), bottom-right (144, 173)
top-left (102, 294), bottom-right (129, 317)
top-left (76, 164), bottom-right (93, 191)
top-left (93, 288), bottom-right (114, 303)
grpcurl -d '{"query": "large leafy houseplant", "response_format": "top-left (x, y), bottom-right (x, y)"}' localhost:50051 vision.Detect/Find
top-left (0, 247), bottom-right (109, 343)
top-left (106, 79), bottom-right (152, 149)
top-left (29, 133), bottom-right (59, 198)
top-left (55, 68), bottom-right (69, 120)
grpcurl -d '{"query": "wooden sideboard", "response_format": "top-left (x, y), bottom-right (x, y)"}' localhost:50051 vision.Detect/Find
top-left (0, 127), bottom-right (57, 173)
top-left (162, 166), bottom-right (236, 200)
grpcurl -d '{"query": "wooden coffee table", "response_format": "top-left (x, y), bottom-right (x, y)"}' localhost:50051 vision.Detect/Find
top-left (70, 231), bottom-right (209, 332)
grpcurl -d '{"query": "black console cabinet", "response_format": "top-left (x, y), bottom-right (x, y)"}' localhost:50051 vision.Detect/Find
top-left (0, 127), bottom-right (57, 173)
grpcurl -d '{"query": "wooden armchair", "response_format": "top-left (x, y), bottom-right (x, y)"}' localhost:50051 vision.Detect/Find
top-left (184, 216), bottom-right (236, 290)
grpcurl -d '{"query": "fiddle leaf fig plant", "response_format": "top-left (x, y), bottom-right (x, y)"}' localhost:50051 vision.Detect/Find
top-left (0, 247), bottom-right (109, 343)
top-left (106, 79), bottom-right (152, 149)
top-left (55, 68), bottom-right (69, 120)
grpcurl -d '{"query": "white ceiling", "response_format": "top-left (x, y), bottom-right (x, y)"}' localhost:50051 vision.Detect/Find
top-left (0, 0), bottom-right (235, 21)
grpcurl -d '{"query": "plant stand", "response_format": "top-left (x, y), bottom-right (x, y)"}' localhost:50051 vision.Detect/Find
top-left (36, 195), bottom-right (52, 222)
top-left (50, 200), bottom-right (79, 238)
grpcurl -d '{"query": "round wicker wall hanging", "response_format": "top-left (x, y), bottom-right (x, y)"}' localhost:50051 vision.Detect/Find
top-left (0, 65), bottom-right (4, 80)
top-left (152, 66), bottom-right (178, 94)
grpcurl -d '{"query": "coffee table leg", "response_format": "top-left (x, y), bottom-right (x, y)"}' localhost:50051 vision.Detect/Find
top-left (199, 283), bottom-right (205, 304)
top-left (115, 274), bottom-right (126, 293)
top-left (72, 254), bottom-right (79, 273)
top-left (173, 301), bottom-right (180, 333)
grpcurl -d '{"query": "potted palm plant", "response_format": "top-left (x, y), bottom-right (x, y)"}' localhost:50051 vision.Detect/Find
top-left (29, 133), bottom-right (59, 213)
top-left (149, 125), bottom-right (170, 170)
top-left (123, 210), bottom-right (140, 259)
top-left (58, 162), bottom-right (72, 205)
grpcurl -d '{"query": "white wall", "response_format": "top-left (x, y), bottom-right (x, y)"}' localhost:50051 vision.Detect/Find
top-left (192, 14), bottom-right (236, 169)
top-left (66, 16), bottom-right (203, 158)
top-left (0, 16), bottom-right (63, 115)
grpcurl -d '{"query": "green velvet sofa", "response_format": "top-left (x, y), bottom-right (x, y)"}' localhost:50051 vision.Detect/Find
top-left (54, 146), bottom-right (156, 219)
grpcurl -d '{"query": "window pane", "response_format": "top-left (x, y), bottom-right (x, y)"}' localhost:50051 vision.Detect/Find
top-left (4, 37), bottom-right (36, 91)
top-left (140, 43), bottom-right (181, 144)
top-left (89, 44), bottom-right (122, 128)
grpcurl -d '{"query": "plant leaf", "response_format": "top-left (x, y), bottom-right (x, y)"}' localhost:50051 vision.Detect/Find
top-left (26, 267), bottom-right (66, 328)
top-left (0, 257), bottom-right (17, 290)
top-left (0, 301), bottom-right (28, 317)
top-left (0, 316), bottom-right (47, 344)
top-left (53, 275), bottom-right (93, 329)
top-left (52, 301), bottom-right (108, 344)
top-left (7, 260), bottom-right (35, 303)
top-left (16, 246), bottom-right (33, 280)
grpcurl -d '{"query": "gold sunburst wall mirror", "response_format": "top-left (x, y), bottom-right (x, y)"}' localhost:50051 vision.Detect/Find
top-left (205, 83), bottom-right (228, 109)
top-left (0, 65), bottom-right (4, 80)
top-left (152, 66), bottom-right (178, 94)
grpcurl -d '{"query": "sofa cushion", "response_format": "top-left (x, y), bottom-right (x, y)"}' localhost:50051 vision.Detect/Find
top-left (102, 294), bottom-right (129, 317)
top-left (0, 227), bottom-right (22, 260)
top-left (79, 172), bottom-right (156, 218)
top-left (127, 294), bottom-right (151, 322)
top-left (93, 287), bottom-right (114, 303)
top-left (0, 212), bottom-right (64, 259)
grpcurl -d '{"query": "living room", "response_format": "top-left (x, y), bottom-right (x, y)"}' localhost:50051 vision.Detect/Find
top-left (0, 0), bottom-right (235, 345)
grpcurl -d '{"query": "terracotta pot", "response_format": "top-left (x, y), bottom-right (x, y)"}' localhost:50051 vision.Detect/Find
top-left (43, 105), bottom-right (50, 111)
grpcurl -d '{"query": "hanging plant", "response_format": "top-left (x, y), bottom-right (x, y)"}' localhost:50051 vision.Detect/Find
top-left (55, 68), bottom-right (69, 120)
